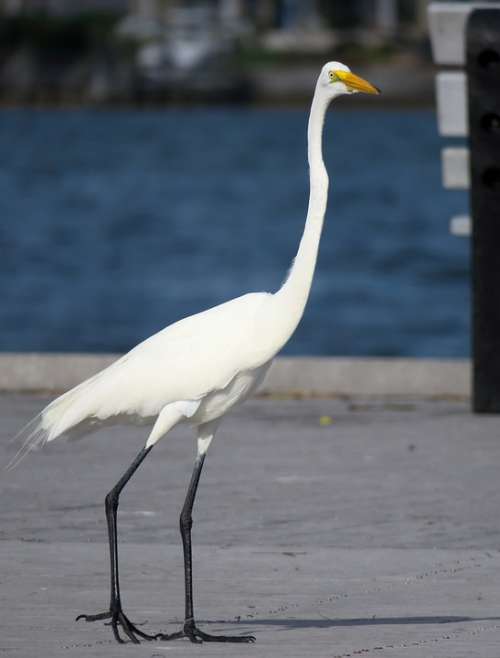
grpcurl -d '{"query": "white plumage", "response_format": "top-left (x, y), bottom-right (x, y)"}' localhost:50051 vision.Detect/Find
top-left (10, 291), bottom-right (279, 465)
top-left (10, 63), bottom-right (379, 468)
top-left (8, 61), bottom-right (379, 645)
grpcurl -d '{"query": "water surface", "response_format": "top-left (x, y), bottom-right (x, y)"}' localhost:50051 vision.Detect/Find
top-left (0, 108), bottom-right (469, 356)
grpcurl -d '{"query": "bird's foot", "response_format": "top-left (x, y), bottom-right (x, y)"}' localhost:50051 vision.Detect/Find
top-left (76, 606), bottom-right (159, 644)
top-left (157, 620), bottom-right (255, 644)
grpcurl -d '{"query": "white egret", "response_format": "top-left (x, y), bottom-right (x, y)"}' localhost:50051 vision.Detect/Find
top-left (9, 62), bottom-right (379, 644)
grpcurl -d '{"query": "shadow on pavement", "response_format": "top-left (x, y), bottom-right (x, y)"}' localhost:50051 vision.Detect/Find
top-left (218, 615), bottom-right (500, 629)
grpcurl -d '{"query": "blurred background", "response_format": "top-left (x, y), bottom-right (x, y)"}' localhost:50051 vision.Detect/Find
top-left (0, 0), bottom-right (469, 356)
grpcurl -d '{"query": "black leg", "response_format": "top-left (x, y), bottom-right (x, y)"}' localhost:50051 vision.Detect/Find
top-left (158, 453), bottom-right (255, 644)
top-left (76, 446), bottom-right (159, 644)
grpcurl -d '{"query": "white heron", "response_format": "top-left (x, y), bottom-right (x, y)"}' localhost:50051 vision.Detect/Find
top-left (9, 62), bottom-right (379, 644)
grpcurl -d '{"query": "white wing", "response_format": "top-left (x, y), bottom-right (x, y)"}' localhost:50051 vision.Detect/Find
top-left (7, 291), bottom-right (274, 468)
top-left (76, 291), bottom-right (274, 420)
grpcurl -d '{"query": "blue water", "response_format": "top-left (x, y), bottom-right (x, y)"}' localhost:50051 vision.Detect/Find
top-left (0, 108), bottom-right (469, 356)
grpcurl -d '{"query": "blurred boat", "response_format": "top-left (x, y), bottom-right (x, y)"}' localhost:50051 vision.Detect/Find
top-left (119, 4), bottom-right (248, 100)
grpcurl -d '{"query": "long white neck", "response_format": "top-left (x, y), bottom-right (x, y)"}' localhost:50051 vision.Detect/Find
top-left (274, 83), bottom-right (330, 337)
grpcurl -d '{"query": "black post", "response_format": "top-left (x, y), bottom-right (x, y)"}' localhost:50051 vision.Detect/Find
top-left (467, 9), bottom-right (500, 413)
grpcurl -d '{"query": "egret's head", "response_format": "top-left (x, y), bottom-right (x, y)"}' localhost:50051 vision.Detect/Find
top-left (319, 61), bottom-right (380, 99)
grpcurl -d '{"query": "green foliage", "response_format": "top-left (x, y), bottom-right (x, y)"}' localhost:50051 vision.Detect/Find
top-left (334, 42), bottom-right (398, 64)
top-left (236, 42), bottom-right (397, 70)
top-left (0, 11), bottom-right (123, 55)
top-left (318, 1), bottom-right (361, 29)
top-left (236, 46), bottom-right (327, 68)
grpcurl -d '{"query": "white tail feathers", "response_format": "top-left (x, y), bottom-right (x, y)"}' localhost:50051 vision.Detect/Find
top-left (5, 377), bottom-right (99, 471)
top-left (5, 414), bottom-right (49, 471)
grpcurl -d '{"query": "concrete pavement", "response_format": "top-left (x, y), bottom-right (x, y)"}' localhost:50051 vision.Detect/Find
top-left (1, 393), bottom-right (500, 657)
top-left (0, 354), bottom-right (470, 398)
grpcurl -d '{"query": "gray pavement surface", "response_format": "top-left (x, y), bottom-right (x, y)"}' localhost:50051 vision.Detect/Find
top-left (1, 394), bottom-right (500, 657)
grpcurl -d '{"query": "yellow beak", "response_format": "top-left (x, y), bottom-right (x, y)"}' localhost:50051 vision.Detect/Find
top-left (334, 70), bottom-right (380, 95)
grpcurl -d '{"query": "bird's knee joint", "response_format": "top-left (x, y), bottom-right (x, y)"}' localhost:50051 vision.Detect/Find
top-left (105, 491), bottom-right (119, 512)
top-left (179, 514), bottom-right (192, 532)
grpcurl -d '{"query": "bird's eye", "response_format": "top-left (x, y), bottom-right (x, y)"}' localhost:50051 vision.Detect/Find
top-left (329, 71), bottom-right (339, 82)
